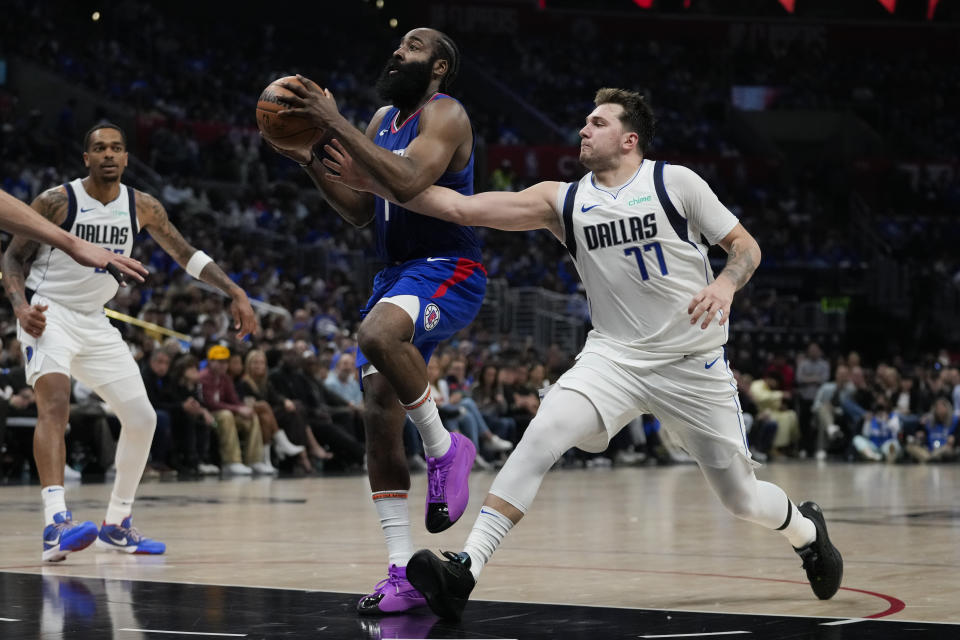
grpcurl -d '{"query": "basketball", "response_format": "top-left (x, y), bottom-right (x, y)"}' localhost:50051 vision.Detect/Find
top-left (256, 76), bottom-right (325, 151)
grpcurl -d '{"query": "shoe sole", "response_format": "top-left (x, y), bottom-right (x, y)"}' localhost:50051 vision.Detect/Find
top-left (42, 526), bottom-right (98, 562)
top-left (798, 502), bottom-right (843, 599)
top-left (95, 538), bottom-right (165, 554)
top-left (406, 550), bottom-right (468, 621)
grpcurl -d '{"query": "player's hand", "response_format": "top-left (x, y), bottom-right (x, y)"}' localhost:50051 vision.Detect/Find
top-left (277, 75), bottom-right (341, 129)
top-left (687, 275), bottom-right (736, 330)
top-left (15, 303), bottom-right (48, 338)
top-left (260, 133), bottom-right (313, 166)
top-left (229, 292), bottom-right (258, 339)
top-left (322, 138), bottom-right (377, 193)
top-left (67, 240), bottom-right (147, 285)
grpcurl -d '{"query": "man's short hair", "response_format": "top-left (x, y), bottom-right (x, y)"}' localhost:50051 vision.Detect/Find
top-left (432, 30), bottom-right (460, 91)
top-left (594, 88), bottom-right (656, 154)
top-left (83, 122), bottom-right (127, 150)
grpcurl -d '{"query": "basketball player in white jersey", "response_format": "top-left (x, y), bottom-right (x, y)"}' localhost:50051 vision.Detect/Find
top-left (323, 88), bottom-right (843, 619)
top-left (2, 123), bottom-right (258, 562)
top-left (1, 187), bottom-right (147, 282)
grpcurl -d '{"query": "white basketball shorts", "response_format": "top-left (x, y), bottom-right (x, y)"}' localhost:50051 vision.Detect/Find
top-left (18, 294), bottom-right (140, 388)
top-left (555, 346), bottom-right (755, 468)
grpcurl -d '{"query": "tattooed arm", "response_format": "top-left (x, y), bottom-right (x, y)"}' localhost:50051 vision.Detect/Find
top-left (687, 223), bottom-right (761, 330)
top-left (716, 224), bottom-right (761, 291)
top-left (137, 191), bottom-right (258, 338)
top-left (1, 187), bottom-right (70, 337)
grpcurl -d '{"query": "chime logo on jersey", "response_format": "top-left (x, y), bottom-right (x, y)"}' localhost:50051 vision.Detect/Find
top-left (423, 303), bottom-right (440, 331)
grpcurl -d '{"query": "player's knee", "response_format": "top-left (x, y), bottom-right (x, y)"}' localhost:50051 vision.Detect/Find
top-left (356, 323), bottom-right (388, 360)
top-left (720, 490), bottom-right (760, 521)
top-left (513, 427), bottom-right (563, 474)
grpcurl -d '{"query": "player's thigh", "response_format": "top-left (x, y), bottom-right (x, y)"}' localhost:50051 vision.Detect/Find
top-left (553, 352), bottom-right (646, 453)
top-left (642, 351), bottom-right (753, 468)
top-left (70, 323), bottom-right (140, 390)
top-left (18, 307), bottom-right (78, 388)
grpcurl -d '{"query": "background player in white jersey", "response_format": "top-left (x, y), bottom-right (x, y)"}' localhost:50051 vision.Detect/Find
top-left (323, 87), bottom-right (843, 620)
top-left (2, 123), bottom-right (258, 562)
top-left (1, 187), bottom-right (147, 282)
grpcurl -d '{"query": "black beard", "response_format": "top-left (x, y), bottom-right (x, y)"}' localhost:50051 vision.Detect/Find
top-left (375, 57), bottom-right (434, 110)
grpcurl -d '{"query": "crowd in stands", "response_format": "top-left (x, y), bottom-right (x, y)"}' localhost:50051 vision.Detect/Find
top-left (1, 2), bottom-right (958, 479)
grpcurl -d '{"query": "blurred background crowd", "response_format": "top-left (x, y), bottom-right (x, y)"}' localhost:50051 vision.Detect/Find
top-left (0, 0), bottom-right (957, 481)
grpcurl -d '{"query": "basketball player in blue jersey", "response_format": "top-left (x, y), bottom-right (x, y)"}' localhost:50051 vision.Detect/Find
top-left (267, 28), bottom-right (485, 615)
top-left (2, 123), bottom-right (257, 562)
top-left (324, 87), bottom-right (843, 621)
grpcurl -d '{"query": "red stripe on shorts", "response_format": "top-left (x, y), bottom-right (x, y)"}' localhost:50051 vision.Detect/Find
top-left (431, 258), bottom-right (486, 299)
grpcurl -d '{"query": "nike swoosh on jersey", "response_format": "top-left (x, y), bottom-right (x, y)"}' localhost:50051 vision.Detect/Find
top-left (80, 207), bottom-right (96, 213)
top-left (426, 257), bottom-right (450, 262)
top-left (704, 356), bottom-right (721, 369)
top-left (580, 204), bottom-right (601, 212)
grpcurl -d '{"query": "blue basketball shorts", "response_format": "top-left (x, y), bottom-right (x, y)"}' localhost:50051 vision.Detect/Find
top-left (356, 256), bottom-right (487, 371)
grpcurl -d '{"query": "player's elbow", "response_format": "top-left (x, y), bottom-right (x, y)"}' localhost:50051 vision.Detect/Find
top-left (752, 243), bottom-right (762, 269)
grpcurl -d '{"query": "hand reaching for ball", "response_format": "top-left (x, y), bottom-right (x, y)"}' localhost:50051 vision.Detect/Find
top-left (276, 74), bottom-right (342, 131)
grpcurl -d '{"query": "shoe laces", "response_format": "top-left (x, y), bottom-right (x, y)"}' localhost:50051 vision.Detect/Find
top-left (46, 517), bottom-right (75, 539)
top-left (440, 550), bottom-right (468, 566)
top-left (797, 544), bottom-right (819, 571)
top-left (373, 567), bottom-right (406, 595)
top-left (427, 463), bottom-right (448, 501)
top-left (118, 523), bottom-right (144, 543)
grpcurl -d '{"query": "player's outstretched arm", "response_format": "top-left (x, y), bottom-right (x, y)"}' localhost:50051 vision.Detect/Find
top-left (687, 223), bottom-right (761, 329)
top-left (323, 138), bottom-right (563, 238)
top-left (137, 192), bottom-right (258, 338)
top-left (280, 76), bottom-right (467, 203)
top-left (0, 188), bottom-right (146, 284)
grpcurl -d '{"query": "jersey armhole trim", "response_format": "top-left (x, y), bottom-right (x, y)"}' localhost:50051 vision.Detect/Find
top-left (61, 183), bottom-right (77, 231)
top-left (653, 161), bottom-right (689, 243)
top-left (127, 187), bottom-right (138, 246)
top-left (561, 181), bottom-right (580, 260)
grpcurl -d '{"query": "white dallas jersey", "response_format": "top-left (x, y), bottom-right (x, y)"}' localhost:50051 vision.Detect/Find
top-left (26, 178), bottom-right (138, 313)
top-left (555, 160), bottom-right (739, 366)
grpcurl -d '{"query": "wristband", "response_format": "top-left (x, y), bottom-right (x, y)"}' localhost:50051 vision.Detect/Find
top-left (185, 250), bottom-right (214, 279)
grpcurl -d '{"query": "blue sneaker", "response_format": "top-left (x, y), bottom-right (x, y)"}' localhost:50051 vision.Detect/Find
top-left (96, 516), bottom-right (166, 554)
top-left (42, 511), bottom-right (98, 562)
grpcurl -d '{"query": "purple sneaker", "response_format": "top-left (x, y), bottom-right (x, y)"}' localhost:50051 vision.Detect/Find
top-left (425, 432), bottom-right (476, 533)
top-left (356, 564), bottom-right (428, 615)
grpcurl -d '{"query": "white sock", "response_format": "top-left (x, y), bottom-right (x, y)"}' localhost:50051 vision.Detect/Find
top-left (780, 500), bottom-right (817, 549)
top-left (403, 386), bottom-right (451, 458)
top-left (462, 506), bottom-right (515, 581)
top-left (105, 492), bottom-right (134, 525)
top-left (373, 490), bottom-right (413, 567)
top-left (41, 485), bottom-right (67, 525)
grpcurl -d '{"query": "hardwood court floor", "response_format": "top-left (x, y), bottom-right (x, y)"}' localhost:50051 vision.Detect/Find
top-left (1, 461), bottom-right (958, 638)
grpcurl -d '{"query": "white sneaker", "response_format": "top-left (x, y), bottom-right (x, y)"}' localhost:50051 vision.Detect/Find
top-left (473, 456), bottom-right (493, 471)
top-left (197, 463), bottom-right (220, 475)
top-left (485, 434), bottom-right (514, 453)
top-left (273, 430), bottom-right (306, 459)
top-left (64, 465), bottom-right (82, 481)
top-left (251, 461), bottom-right (278, 475)
top-left (815, 449), bottom-right (827, 461)
top-left (225, 462), bottom-right (253, 475)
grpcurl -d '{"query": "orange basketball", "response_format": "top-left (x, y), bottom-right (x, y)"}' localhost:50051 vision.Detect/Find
top-left (256, 76), bottom-right (325, 151)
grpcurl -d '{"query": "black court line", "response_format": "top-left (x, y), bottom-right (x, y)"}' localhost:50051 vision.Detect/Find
top-left (1, 571), bottom-right (957, 639)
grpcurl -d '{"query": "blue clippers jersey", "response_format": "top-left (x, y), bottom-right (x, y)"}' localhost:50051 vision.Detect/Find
top-left (373, 93), bottom-right (482, 264)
